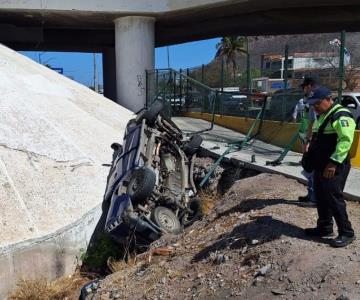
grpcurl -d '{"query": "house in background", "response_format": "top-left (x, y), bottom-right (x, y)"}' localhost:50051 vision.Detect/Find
top-left (261, 52), bottom-right (347, 80)
top-left (253, 52), bottom-right (351, 93)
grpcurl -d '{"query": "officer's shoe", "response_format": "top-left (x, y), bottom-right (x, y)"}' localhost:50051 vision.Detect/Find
top-left (304, 227), bottom-right (334, 238)
top-left (298, 195), bottom-right (310, 202)
top-left (329, 235), bottom-right (356, 248)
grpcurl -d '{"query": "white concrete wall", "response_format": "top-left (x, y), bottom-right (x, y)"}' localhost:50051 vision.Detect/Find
top-left (0, 42), bottom-right (133, 298)
top-left (0, 45), bottom-right (133, 249)
top-left (0, 204), bottom-right (102, 299)
top-left (293, 57), bottom-right (338, 70)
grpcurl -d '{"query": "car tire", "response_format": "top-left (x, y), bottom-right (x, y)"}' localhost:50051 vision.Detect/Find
top-left (126, 167), bottom-right (156, 204)
top-left (181, 198), bottom-right (204, 227)
top-left (183, 134), bottom-right (203, 156)
top-left (357, 118), bottom-right (360, 130)
top-left (140, 100), bottom-right (164, 126)
top-left (151, 206), bottom-right (181, 234)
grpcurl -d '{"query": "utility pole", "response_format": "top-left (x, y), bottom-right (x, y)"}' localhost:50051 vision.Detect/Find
top-left (167, 46), bottom-right (170, 69)
top-left (93, 53), bottom-right (98, 93)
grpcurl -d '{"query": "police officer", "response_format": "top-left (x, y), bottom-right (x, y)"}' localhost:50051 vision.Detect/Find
top-left (303, 86), bottom-right (356, 247)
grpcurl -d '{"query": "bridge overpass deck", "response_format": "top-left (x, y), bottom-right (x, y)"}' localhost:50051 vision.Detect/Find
top-left (173, 117), bottom-right (360, 202)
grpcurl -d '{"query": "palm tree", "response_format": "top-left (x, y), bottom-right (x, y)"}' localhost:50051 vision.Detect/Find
top-left (215, 36), bottom-right (248, 84)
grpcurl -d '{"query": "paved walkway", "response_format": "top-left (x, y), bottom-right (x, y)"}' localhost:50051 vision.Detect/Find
top-left (173, 117), bottom-right (360, 201)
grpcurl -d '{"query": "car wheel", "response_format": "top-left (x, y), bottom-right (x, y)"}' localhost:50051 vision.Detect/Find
top-left (138, 100), bottom-right (164, 126)
top-left (183, 134), bottom-right (203, 156)
top-left (151, 206), bottom-right (181, 234)
top-left (181, 198), bottom-right (204, 227)
top-left (126, 167), bottom-right (156, 203)
top-left (357, 118), bottom-right (360, 129)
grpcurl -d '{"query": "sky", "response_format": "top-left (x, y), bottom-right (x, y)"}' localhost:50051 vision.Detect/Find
top-left (20, 38), bottom-right (220, 87)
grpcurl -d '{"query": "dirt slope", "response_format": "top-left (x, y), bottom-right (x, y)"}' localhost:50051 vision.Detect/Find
top-left (83, 173), bottom-right (360, 300)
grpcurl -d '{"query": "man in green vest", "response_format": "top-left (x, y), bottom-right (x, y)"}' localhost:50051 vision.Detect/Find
top-left (294, 77), bottom-right (318, 204)
top-left (303, 86), bottom-right (355, 247)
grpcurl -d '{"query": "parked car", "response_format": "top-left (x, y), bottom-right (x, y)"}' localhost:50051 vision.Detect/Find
top-left (335, 92), bottom-right (360, 129)
top-left (103, 101), bottom-right (204, 243)
top-left (222, 93), bottom-right (247, 113)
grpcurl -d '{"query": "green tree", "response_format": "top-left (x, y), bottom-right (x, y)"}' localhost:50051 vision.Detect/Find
top-left (215, 36), bottom-right (248, 84)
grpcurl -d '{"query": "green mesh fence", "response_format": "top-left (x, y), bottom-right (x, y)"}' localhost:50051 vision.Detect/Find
top-left (146, 69), bottom-right (306, 123)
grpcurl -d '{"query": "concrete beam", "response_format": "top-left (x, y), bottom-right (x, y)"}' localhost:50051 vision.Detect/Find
top-left (0, 0), bottom-right (227, 13)
top-left (2, 4), bottom-right (360, 51)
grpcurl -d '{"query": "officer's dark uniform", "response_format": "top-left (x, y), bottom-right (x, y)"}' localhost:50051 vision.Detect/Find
top-left (307, 102), bottom-right (355, 238)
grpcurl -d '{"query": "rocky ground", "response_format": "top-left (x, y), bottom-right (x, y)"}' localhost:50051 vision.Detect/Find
top-left (78, 170), bottom-right (360, 300)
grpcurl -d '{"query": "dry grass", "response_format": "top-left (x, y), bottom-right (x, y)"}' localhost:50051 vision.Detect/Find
top-left (8, 271), bottom-right (88, 300)
top-left (199, 190), bottom-right (221, 215)
top-left (107, 257), bottom-right (132, 273)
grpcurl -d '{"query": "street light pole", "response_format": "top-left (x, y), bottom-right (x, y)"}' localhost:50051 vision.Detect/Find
top-left (38, 51), bottom-right (46, 64)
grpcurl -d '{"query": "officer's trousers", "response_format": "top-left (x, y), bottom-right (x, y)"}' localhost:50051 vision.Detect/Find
top-left (314, 160), bottom-right (354, 236)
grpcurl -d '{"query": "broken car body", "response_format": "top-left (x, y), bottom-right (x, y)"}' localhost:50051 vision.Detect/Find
top-left (103, 101), bottom-right (203, 242)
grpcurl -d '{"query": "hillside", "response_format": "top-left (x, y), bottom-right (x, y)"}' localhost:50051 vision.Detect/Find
top-left (194, 32), bottom-right (360, 88)
top-left (76, 171), bottom-right (360, 300)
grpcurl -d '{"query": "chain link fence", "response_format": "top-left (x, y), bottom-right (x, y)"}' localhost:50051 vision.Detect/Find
top-left (146, 69), bottom-right (307, 122)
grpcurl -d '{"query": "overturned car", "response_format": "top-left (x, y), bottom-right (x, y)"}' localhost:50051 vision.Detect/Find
top-left (103, 101), bottom-right (203, 242)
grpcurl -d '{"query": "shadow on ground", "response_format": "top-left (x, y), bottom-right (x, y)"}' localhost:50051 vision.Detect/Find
top-left (215, 197), bottom-right (314, 220)
top-left (193, 197), bottom-right (324, 263)
top-left (192, 215), bottom-right (327, 263)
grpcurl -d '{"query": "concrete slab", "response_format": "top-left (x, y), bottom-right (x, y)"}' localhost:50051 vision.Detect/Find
top-left (0, 44), bottom-right (133, 249)
top-left (173, 117), bottom-right (360, 201)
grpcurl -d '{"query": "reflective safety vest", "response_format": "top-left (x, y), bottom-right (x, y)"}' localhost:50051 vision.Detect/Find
top-left (310, 103), bottom-right (355, 169)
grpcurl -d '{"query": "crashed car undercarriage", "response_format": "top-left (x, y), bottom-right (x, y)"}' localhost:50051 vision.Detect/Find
top-left (103, 101), bottom-right (203, 242)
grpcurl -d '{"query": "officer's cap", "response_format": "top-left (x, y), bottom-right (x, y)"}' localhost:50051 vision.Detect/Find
top-left (306, 86), bottom-right (332, 105)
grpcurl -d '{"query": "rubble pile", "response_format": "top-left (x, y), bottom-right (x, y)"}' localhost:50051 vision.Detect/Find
top-left (81, 173), bottom-right (360, 299)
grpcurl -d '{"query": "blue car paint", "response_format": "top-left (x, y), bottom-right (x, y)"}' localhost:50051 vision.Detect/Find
top-left (104, 122), bottom-right (143, 234)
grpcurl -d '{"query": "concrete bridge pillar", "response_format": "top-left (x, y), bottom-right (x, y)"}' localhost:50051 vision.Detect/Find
top-left (114, 16), bottom-right (155, 112)
top-left (102, 47), bottom-right (117, 102)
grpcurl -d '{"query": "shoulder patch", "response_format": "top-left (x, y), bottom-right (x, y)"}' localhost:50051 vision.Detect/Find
top-left (340, 119), bottom-right (349, 127)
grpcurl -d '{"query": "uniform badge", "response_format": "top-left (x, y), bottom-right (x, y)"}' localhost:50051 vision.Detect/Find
top-left (340, 119), bottom-right (349, 127)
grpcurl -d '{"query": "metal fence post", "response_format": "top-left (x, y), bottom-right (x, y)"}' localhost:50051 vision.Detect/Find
top-left (145, 70), bottom-right (148, 107)
top-left (186, 68), bottom-right (189, 107)
top-left (179, 69), bottom-right (183, 111)
top-left (221, 57), bottom-right (224, 92)
top-left (201, 64), bottom-right (205, 83)
top-left (246, 37), bottom-right (251, 92)
top-left (284, 44), bottom-right (289, 89)
top-left (338, 30), bottom-right (346, 99)
top-left (173, 70), bottom-right (176, 116)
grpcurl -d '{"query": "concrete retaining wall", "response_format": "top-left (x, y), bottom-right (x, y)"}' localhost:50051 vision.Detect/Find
top-left (0, 204), bottom-right (102, 299)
